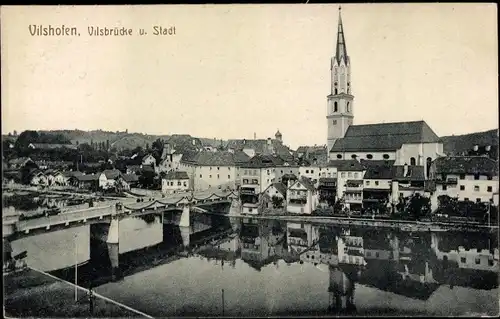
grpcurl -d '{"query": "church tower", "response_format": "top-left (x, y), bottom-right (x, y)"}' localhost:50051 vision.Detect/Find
top-left (327, 7), bottom-right (354, 152)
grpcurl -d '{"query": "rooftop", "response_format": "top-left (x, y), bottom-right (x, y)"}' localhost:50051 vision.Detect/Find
top-left (330, 120), bottom-right (441, 152)
top-left (433, 156), bottom-right (498, 176)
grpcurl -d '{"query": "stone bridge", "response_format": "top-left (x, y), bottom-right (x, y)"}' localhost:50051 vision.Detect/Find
top-left (3, 190), bottom-right (239, 240)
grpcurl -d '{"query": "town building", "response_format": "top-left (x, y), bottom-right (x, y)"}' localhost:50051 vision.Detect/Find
top-left (391, 164), bottom-right (427, 203)
top-left (328, 160), bottom-right (365, 211)
top-left (429, 156), bottom-right (498, 204)
top-left (240, 154), bottom-right (286, 194)
top-left (318, 177), bottom-right (338, 205)
top-left (261, 182), bottom-right (287, 209)
top-left (361, 161), bottom-right (394, 214)
top-left (179, 150), bottom-right (250, 191)
top-left (161, 171), bottom-right (190, 194)
top-left (286, 222), bottom-right (319, 255)
top-left (44, 169), bottom-right (67, 186)
top-left (142, 154), bottom-right (157, 167)
top-left (98, 169), bottom-right (122, 189)
top-left (158, 143), bottom-right (183, 172)
top-left (7, 157), bottom-right (34, 170)
top-left (286, 176), bottom-right (319, 215)
top-left (29, 170), bottom-right (48, 186)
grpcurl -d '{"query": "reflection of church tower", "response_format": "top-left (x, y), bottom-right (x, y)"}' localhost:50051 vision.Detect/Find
top-left (328, 265), bottom-right (356, 314)
top-left (326, 6), bottom-right (354, 152)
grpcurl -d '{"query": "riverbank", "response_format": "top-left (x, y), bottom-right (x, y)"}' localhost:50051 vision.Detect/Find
top-left (4, 268), bottom-right (151, 318)
top-left (224, 212), bottom-right (498, 233)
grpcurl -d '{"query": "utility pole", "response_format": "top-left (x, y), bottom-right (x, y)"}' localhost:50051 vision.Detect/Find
top-left (74, 233), bottom-right (78, 302)
top-left (221, 289), bottom-right (225, 316)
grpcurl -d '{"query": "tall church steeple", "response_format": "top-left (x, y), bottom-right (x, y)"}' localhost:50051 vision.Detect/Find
top-left (327, 6), bottom-right (354, 152)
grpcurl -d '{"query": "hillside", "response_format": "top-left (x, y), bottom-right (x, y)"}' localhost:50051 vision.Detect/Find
top-left (440, 129), bottom-right (498, 156)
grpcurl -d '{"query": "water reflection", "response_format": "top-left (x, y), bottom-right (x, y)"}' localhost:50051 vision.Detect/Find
top-left (46, 215), bottom-right (499, 316)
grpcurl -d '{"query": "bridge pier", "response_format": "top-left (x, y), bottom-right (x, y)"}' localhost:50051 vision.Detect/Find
top-left (180, 204), bottom-right (191, 248)
top-left (107, 204), bottom-right (122, 281)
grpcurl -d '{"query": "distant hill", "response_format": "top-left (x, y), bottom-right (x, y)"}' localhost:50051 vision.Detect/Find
top-left (5, 130), bottom-right (228, 152)
top-left (440, 129), bottom-right (498, 156)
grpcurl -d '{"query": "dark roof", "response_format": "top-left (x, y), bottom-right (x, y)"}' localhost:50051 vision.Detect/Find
top-left (265, 182), bottom-right (287, 196)
top-left (327, 159), bottom-right (365, 171)
top-left (225, 138), bottom-right (293, 160)
top-left (164, 171), bottom-right (189, 180)
top-left (360, 159), bottom-right (395, 168)
top-left (62, 171), bottom-right (83, 178)
top-left (393, 165), bottom-right (426, 181)
top-left (122, 173), bottom-right (139, 182)
top-left (291, 176), bottom-right (316, 191)
top-left (8, 157), bottom-right (32, 165)
top-left (363, 162), bottom-right (395, 180)
top-left (241, 154), bottom-right (286, 168)
top-left (319, 177), bottom-right (337, 183)
top-left (330, 120), bottom-right (441, 152)
top-left (126, 165), bottom-right (142, 172)
top-left (288, 228), bottom-right (308, 240)
top-left (433, 156), bottom-right (498, 175)
top-left (102, 169), bottom-right (122, 179)
top-left (180, 150), bottom-right (250, 166)
top-left (76, 174), bottom-right (100, 181)
top-left (440, 129), bottom-right (498, 156)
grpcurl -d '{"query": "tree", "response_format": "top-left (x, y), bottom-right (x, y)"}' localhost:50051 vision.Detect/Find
top-left (14, 130), bottom-right (39, 149)
top-left (271, 196), bottom-right (284, 208)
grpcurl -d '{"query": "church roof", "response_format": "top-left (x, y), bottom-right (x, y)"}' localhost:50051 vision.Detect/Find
top-left (330, 120), bottom-right (441, 152)
top-left (334, 7), bottom-right (349, 65)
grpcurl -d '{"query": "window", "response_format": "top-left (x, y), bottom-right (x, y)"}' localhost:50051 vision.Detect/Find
top-left (333, 120), bottom-right (337, 125)
top-left (183, 181), bottom-right (187, 187)
top-left (464, 197), bottom-right (469, 201)
top-left (476, 198), bottom-right (481, 203)
top-left (459, 174), bottom-right (465, 180)
top-left (177, 181), bottom-right (181, 186)
top-left (217, 174), bottom-right (220, 179)
top-left (200, 174), bottom-right (202, 178)
top-left (281, 170), bottom-right (283, 174)
top-left (489, 259), bottom-right (494, 266)
top-left (366, 251), bottom-right (371, 257)
top-left (475, 257), bottom-right (481, 265)
top-left (335, 88), bottom-right (338, 95)
top-left (348, 172), bottom-right (352, 178)
top-left (341, 172), bottom-right (346, 178)
top-left (334, 102), bottom-right (338, 112)
top-left (347, 102), bottom-right (350, 113)
top-left (487, 175), bottom-right (493, 180)
top-left (460, 257), bottom-right (466, 263)
top-left (337, 154), bottom-right (342, 159)
top-left (267, 170), bottom-right (270, 175)
top-left (366, 181), bottom-right (370, 186)
top-left (228, 175), bottom-right (231, 179)
top-left (217, 167), bottom-right (220, 170)
top-left (460, 185), bottom-right (465, 191)
top-left (383, 154), bottom-right (390, 159)
top-left (474, 185), bottom-right (480, 192)
top-left (375, 252), bottom-right (380, 258)
top-left (351, 154), bottom-right (357, 159)
top-left (209, 175), bottom-right (212, 178)
top-left (354, 172), bottom-right (358, 179)
top-left (375, 181), bottom-right (379, 186)
top-left (442, 185), bottom-right (447, 190)
top-left (474, 173), bottom-right (480, 180)
top-left (487, 186), bottom-right (493, 192)
top-left (366, 154), bottom-right (373, 159)
top-left (410, 157), bottom-right (416, 166)
top-left (311, 170), bottom-right (314, 174)
top-left (306, 170), bottom-right (309, 174)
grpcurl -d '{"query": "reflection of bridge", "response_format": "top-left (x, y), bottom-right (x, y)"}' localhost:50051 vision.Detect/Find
top-left (3, 190), bottom-right (239, 239)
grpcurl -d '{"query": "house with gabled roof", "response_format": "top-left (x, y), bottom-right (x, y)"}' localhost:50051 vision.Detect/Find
top-left (99, 169), bottom-right (123, 189)
top-left (161, 171), bottom-right (190, 194)
top-left (286, 176), bottom-right (319, 215)
top-left (329, 120), bottom-right (445, 179)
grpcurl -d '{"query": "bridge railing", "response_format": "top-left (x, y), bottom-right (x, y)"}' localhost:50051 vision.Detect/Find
top-left (17, 205), bottom-right (115, 231)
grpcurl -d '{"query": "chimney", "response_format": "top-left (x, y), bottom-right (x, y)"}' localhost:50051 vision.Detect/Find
top-left (267, 137), bottom-right (271, 145)
top-left (254, 132), bottom-right (256, 140)
top-left (473, 145), bottom-right (479, 151)
top-left (243, 139), bottom-right (246, 145)
top-left (192, 139), bottom-right (196, 146)
top-left (403, 163), bottom-right (408, 177)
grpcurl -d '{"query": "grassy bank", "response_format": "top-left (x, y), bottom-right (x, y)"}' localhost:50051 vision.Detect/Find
top-left (4, 268), bottom-right (147, 318)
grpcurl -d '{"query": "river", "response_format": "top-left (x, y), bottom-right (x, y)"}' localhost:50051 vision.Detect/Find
top-left (4, 194), bottom-right (499, 316)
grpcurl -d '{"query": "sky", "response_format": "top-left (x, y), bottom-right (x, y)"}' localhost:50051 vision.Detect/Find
top-left (1, 4), bottom-right (498, 150)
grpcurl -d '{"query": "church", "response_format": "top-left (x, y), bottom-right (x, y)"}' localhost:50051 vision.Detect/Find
top-left (326, 8), bottom-right (445, 179)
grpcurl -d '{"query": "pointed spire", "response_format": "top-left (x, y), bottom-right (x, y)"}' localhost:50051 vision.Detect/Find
top-left (335, 6), bottom-right (348, 65)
